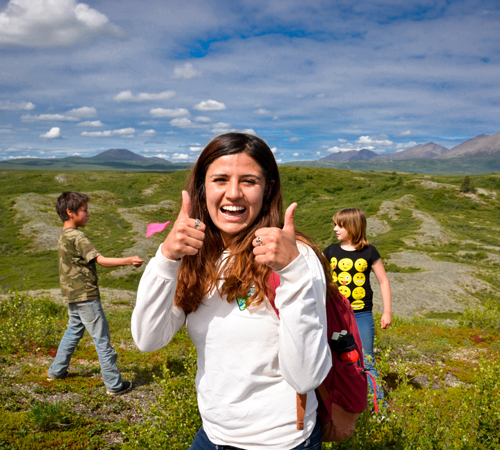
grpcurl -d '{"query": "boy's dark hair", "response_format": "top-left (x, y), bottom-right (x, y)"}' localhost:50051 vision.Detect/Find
top-left (56, 191), bottom-right (90, 222)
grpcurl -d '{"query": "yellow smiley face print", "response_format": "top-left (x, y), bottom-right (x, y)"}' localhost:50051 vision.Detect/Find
top-left (331, 272), bottom-right (338, 283)
top-left (353, 272), bottom-right (366, 286)
top-left (338, 258), bottom-right (353, 271)
top-left (338, 285), bottom-right (351, 298)
top-left (330, 257), bottom-right (337, 271)
top-left (338, 272), bottom-right (352, 286)
top-left (352, 286), bottom-right (366, 300)
top-left (354, 258), bottom-right (368, 272)
top-left (351, 300), bottom-right (365, 310)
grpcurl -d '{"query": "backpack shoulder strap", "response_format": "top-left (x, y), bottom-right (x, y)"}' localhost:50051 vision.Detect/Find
top-left (267, 271), bottom-right (306, 430)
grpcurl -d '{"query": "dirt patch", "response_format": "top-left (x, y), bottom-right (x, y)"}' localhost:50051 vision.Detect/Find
top-left (110, 201), bottom-right (176, 278)
top-left (418, 180), bottom-right (457, 190)
top-left (13, 193), bottom-right (62, 252)
top-left (376, 194), bottom-right (415, 220)
top-left (142, 184), bottom-right (160, 196)
top-left (371, 251), bottom-right (488, 317)
top-left (54, 174), bottom-right (68, 183)
top-left (367, 217), bottom-right (391, 236)
top-left (1, 288), bottom-right (138, 309)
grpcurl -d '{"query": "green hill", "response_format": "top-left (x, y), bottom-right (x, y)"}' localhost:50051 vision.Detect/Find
top-left (0, 157), bottom-right (191, 172)
top-left (1, 167), bottom-right (499, 318)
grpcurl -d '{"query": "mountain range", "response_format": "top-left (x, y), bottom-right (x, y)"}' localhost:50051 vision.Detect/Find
top-left (320, 132), bottom-right (500, 162)
top-left (2, 133), bottom-right (499, 175)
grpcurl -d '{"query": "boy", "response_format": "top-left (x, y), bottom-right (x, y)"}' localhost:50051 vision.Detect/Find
top-left (48, 191), bottom-right (144, 395)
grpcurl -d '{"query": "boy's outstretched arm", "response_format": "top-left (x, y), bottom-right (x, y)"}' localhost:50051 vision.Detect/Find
top-left (96, 255), bottom-right (144, 268)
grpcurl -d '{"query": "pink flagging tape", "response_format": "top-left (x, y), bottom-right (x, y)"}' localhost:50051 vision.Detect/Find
top-left (146, 221), bottom-right (171, 238)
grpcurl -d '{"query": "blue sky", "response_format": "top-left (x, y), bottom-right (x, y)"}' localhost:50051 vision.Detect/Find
top-left (1, 0), bottom-right (499, 162)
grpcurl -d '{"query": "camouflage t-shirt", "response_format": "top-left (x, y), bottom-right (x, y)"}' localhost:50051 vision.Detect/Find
top-left (58, 228), bottom-right (101, 303)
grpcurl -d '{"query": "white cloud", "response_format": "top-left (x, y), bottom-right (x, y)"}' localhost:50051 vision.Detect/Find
top-left (270, 147), bottom-right (277, 154)
top-left (338, 138), bottom-right (347, 143)
top-left (21, 113), bottom-right (79, 122)
top-left (189, 146), bottom-right (203, 152)
top-left (195, 116), bottom-right (211, 122)
top-left (81, 127), bottom-right (135, 137)
top-left (141, 129), bottom-right (156, 136)
top-left (173, 63), bottom-right (202, 79)
top-left (114, 90), bottom-right (176, 102)
top-left (8, 154), bottom-right (41, 159)
top-left (194, 100), bottom-right (226, 111)
top-left (155, 154), bottom-right (169, 159)
top-left (356, 135), bottom-right (393, 149)
top-left (170, 118), bottom-right (202, 129)
top-left (211, 122), bottom-right (231, 134)
top-left (22, 106), bottom-right (95, 122)
top-left (0, 0), bottom-right (123, 48)
top-left (66, 106), bottom-right (96, 118)
top-left (395, 141), bottom-right (417, 151)
top-left (150, 108), bottom-right (189, 118)
top-left (0, 100), bottom-right (35, 111)
top-left (78, 120), bottom-right (103, 127)
top-left (293, 153), bottom-right (299, 157)
top-left (288, 137), bottom-right (300, 143)
top-left (327, 145), bottom-right (355, 153)
top-left (40, 127), bottom-right (61, 139)
top-left (254, 108), bottom-right (271, 115)
top-left (171, 153), bottom-right (189, 160)
top-left (239, 129), bottom-right (256, 135)
top-left (398, 130), bottom-right (413, 136)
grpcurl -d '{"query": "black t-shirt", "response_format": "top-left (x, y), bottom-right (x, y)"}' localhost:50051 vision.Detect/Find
top-left (322, 243), bottom-right (381, 313)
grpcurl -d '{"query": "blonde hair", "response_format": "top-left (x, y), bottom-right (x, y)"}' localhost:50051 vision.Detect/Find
top-left (333, 208), bottom-right (369, 251)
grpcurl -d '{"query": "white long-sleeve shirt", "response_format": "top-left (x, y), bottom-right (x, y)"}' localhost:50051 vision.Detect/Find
top-left (132, 243), bottom-right (331, 450)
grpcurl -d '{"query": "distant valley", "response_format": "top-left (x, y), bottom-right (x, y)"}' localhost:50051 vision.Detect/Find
top-left (0, 148), bottom-right (191, 172)
top-left (1, 133), bottom-right (500, 175)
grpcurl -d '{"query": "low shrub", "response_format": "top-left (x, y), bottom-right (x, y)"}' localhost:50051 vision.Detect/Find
top-left (0, 292), bottom-right (66, 353)
top-left (325, 357), bottom-right (500, 449)
top-left (123, 345), bottom-right (201, 449)
top-left (28, 401), bottom-right (74, 431)
top-left (459, 299), bottom-right (500, 331)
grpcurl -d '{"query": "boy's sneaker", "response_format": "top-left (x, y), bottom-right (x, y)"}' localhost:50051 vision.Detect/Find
top-left (47, 370), bottom-right (69, 381)
top-left (107, 381), bottom-right (133, 396)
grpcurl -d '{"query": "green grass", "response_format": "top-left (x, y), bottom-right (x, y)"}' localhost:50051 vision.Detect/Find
top-left (1, 168), bottom-right (499, 295)
top-left (1, 293), bottom-right (500, 448)
top-left (1, 167), bottom-right (500, 447)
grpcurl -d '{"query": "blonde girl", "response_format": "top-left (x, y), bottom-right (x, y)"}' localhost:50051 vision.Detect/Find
top-left (323, 208), bottom-right (391, 404)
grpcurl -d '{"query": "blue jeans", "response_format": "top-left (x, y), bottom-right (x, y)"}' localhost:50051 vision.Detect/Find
top-left (189, 417), bottom-right (321, 450)
top-left (354, 311), bottom-right (384, 405)
top-left (48, 299), bottom-right (122, 391)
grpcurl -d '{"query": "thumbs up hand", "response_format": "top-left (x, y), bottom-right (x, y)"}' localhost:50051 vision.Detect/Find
top-left (161, 190), bottom-right (206, 261)
top-left (253, 202), bottom-right (300, 271)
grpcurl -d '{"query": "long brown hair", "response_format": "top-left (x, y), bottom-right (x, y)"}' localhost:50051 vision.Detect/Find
top-left (175, 132), bottom-right (337, 313)
top-left (333, 208), bottom-right (370, 251)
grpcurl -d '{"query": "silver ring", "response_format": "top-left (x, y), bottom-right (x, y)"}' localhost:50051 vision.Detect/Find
top-left (256, 236), bottom-right (263, 246)
top-left (194, 219), bottom-right (201, 229)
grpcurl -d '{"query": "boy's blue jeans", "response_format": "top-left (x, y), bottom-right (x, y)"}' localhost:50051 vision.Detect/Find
top-left (48, 299), bottom-right (122, 391)
top-left (354, 311), bottom-right (385, 404)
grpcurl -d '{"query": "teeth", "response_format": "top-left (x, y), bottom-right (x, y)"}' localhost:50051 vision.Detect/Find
top-left (222, 205), bottom-right (245, 211)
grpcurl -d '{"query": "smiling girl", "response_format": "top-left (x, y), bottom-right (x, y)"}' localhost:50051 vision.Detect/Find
top-left (323, 208), bottom-right (392, 406)
top-left (132, 133), bottom-right (334, 449)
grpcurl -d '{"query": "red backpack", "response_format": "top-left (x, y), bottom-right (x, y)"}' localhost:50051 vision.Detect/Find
top-left (268, 272), bottom-right (373, 442)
